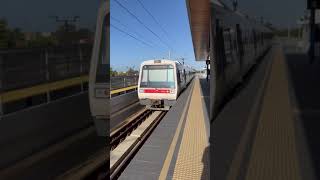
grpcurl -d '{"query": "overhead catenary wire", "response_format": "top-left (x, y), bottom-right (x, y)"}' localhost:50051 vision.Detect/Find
top-left (111, 15), bottom-right (146, 41)
top-left (111, 15), bottom-right (164, 50)
top-left (111, 24), bottom-right (154, 48)
top-left (136, 0), bottom-right (173, 43)
top-left (134, 0), bottom-right (184, 59)
top-left (113, 0), bottom-right (173, 50)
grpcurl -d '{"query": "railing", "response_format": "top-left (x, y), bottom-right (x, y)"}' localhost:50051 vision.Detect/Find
top-left (0, 46), bottom-right (92, 115)
top-left (0, 75), bottom-right (138, 115)
top-left (0, 45), bottom-right (92, 92)
top-left (0, 47), bottom-right (140, 115)
top-left (111, 76), bottom-right (138, 90)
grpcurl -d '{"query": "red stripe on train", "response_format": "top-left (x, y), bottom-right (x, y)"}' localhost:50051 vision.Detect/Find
top-left (143, 89), bottom-right (170, 93)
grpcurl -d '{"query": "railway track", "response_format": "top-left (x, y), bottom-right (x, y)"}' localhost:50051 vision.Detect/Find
top-left (57, 109), bottom-right (166, 180)
top-left (55, 149), bottom-right (108, 180)
top-left (110, 109), bottom-right (152, 149)
top-left (110, 109), bottom-right (167, 179)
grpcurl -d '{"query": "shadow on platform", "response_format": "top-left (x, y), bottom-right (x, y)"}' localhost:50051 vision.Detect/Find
top-left (199, 78), bottom-right (210, 114)
top-left (201, 146), bottom-right (210, 180)
top-left (285, 53), bottom-right (320, 179)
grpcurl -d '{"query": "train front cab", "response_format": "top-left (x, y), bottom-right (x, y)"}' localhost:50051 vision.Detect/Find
top-left (88, 0), bottom-right (109, 136)
top-left (138, 60), bottom-right (178, 111)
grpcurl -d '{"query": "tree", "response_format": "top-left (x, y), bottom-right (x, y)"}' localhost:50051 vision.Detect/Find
top-left (54, 24), bottom-right (77, 45)
top-left (126, 66), bottom-right (139, 76)
top-left (76, 28), bottom-right (94, 44)
top-left (110, 67), bottom-right (118, 77)
top-left (7, 28), bottom-right (26, 48)
top-left (275, 28), bottom-right (301, 38)
top-left (0, 18), bottom-right (9, 48)
top-left (27, 33), bottom-right (57, 48)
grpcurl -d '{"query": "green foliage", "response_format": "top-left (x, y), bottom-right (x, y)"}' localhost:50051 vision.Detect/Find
top-left (110, 67), bottom-right (118, 77)
top-left (0, 18), bottom-right (9, 48)
top-left (27, 35), bottom-right (58, 48)
top-left (53, 24), bottom-right (93, 45)
top-left (127, 67), bottom-right (138, 76)
top-left (276, 28), bottom-right (302, 38)
top-left (110, 66), bottom-right (139, 77)
top-left (0, 18), bottom-right (94, 49)
top-left (7, 28), bottom-right (25, 48)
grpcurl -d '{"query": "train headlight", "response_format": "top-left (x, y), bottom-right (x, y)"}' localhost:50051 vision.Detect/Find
top-left (170, 89), bottom-right (175, 94)
top-left (95, 88), bottom-right (109, 98)
top-left (139, 89), bottom-right (144, 93)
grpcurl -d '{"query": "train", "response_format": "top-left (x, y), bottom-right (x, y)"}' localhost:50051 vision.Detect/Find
top-left (89, 0), bottom-right (109, 136)
top-left (186, 0), bottom-right (274, 120)
top-left (137, 59), bottom-right (195, 110)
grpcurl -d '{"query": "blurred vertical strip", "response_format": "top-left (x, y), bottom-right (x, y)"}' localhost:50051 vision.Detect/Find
top-left (0, 52), bottom-right (3, 115)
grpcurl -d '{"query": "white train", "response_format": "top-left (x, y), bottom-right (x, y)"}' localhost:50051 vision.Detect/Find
top-left (89, 0), bottom-right (109, 136)
top-left (138, 59), bottom-right (195, 110)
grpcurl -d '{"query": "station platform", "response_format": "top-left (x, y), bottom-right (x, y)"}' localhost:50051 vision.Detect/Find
top-left (119, 76), bottom-right (210, 180)
top-left (212, 43), bottom-right (319, 180)
top-left (0, 126), bottom-right (105, 180)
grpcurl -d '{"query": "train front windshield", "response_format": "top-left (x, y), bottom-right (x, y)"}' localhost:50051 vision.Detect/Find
top-left (140, 65), bottom-right (175, 88)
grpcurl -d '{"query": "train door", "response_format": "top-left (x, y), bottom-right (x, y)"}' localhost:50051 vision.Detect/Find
top-left (252, 29), bottom-right (257, 57)
top-left (213, 18), bottom-right (229, 108)
top-left (215, 19), bottom-right (226, 78)
top-left (223, 29), bottom-right (233, 64)
top-left (236, 24), bottom-right (244, 77)
top-left (224, 27), bottom-right (239, 87)
top-left (176, 67), bottom-right (181, 86)
top-left (183, 69), bottom-right (186, 84)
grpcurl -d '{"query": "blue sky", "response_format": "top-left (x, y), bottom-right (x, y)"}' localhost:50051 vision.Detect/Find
top-left (110, 0), bottom-right (306, 72)
top-left (1, 0), bottom-right (305, 72)
top-left (110, 0), bottom-right (204, 71)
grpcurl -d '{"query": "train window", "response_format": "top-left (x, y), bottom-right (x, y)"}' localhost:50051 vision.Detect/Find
top-left (95, 14), bottom-right (108, 83)
top-left (141, 69), bottom-right (148, 82)
top-left (223, 29), bottom-right (233, 63)
top-left (236, 24), bottom-right (244, 57)
top-left (252, 30), bottom-right (257, 50)
top-left (140, 65), bottom-right (175, 88)
top-left (177, 71), bottom-right (181, 84)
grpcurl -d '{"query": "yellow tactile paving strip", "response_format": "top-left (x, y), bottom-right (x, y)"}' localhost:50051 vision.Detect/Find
top-left (226, 48), bottom-right (275, 180)
top-left (172, 77), bottom-right (209, 180)
top-left (245, 47), bottom-right (301, 180)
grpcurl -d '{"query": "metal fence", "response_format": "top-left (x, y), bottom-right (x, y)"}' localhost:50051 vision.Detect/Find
top-left (0, 46), bottom-right (139, 115)
top-left (111, 76), bottom-right (139, 90)
top-left (0, 46), bottom-right (138, 93)
top-left (0, 45), bottom-right (92, 92)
